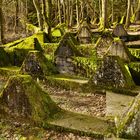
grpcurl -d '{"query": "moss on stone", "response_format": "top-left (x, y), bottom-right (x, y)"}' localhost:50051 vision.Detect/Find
top-left (90, 56), bottom-right (135, 89)
top-left (20, 51), bottom-right (58, 78)
top-left (73, 57), bottom-right (97, 78)
top-left (5, 31), bottom-right (48, 51)
top-left (0, 47), bottom-right (11, 66)
top-left (76, 44), bottom-right (96, 57)
top-left (0, 66), bottom-right (20, 76)
top-left (94, 34), bottom-right (114, 58)
top-left (0, 75), bottom-right (60, 123)
top-left (116, 93), bottom-right (140, 139)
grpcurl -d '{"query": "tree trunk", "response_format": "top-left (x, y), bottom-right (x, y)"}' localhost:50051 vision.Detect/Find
top-left (111, 0), bottom-right (114, 23)
top-left (125, 0), bottom-right (131, 28)
top-left (33, 0), bottom-right (43, 31)
top-left (66, 0), bottom-right (70, 27)
top-left (47, 0), bottom-right (52, 41)
top-left (101, 0), bottom-right (108, 29)
top-left (76, 0), bottom-right (79, 25)
top-left (99, 0), bottom-right (102, 20)
top-left (42, 0), bottom-right (48, 28)
top-left (69, 0), bottom-right (73, 27)
top-left (81, 1), bottom-right (84, 21)
top-left (135, 0), bottom-right (140, 22)
top-left (62, 0), bottom-right (66, 23)
top-left (58, 0), bottom-right (62, 24)
top-left (0, 0), bottom-right (4, 44)
top-left (14, 0), bottom-right (19, 34)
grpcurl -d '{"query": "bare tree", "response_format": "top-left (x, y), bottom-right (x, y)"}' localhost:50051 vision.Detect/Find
top-left (0, 0), bottom-right (4, 44)
top-left (101, 0), bottom-right (108, 29)
top-left (125, 0), bottom-right (131, 28)
top-left (33, 0), bottom-right (43, 31)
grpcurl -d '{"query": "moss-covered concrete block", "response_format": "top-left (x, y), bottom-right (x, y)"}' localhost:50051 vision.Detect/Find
top-left (113, 24), bottom-right (128, 37)
top-left (106, 38), bottom-right (131, 62)
top-left (0, 75), bottom-right (60, 121)
top-left (95, 35), bottom-right (113, 58)
top-left (54, 33), bottom-right (81, 74)
top-left (20, 51), bottom-right (58, 78)
top-left (77, 21), bottom-right (92, 44)
top-left (116, 93), bottom-right (140, 139)
top-left (91, 56), bottom-right (135, 89)
top-left (0, 75), bottom-right (60, 122)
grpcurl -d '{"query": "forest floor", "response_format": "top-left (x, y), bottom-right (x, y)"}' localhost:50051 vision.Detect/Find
top-left (47, 86), bottom-right (106, 117)
top-left (0, 76), bottom-right (106, 140)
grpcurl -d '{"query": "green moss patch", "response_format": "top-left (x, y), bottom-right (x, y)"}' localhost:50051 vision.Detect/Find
top-left (91, 56), bottom-right (135, 89)
top-left (20, 51), bottom-right (58, 78)
top-left (73, 57), bottom-right (97, 78)
top-left (95, 35), bottom-right (113, 58)
top-left (0, 75), bottom-right (60, 122)
top-left (0, 47), bottom-right (11, 66)
top-left (76, 44), bottom-right (96, 57)
top-left (4, 31), bottom-right (48, 51)
top-left (116, 93), bottom-right (140, 139)
top-left (0, 66), bottom-right (20, 76)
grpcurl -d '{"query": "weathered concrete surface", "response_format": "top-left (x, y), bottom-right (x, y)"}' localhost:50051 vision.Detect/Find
top-left (113, 24), bottom-right (128, 37)
top-left (107, 39), bottom-right (131, 62)
top-left (116, 93), bottom-right (140, 138)
top-left (0, 75), bottom-right (60, 121)
top-left (54, 33), bottom-right (81, 74)
top-left (77, 21), bottom-right (92, 44)
top-left (91, 56), bottom-right (135, 88)
top-left (95, 35), bottom-right (113, 58)
top-left (106, 91), bottom-right (134, 117)
top-left (46, 111), bottom-right (112, 138)
top-left (20, 51), bottom-right (57, 77)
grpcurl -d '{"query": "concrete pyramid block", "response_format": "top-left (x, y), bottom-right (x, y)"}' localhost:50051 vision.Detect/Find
top-left (95, 34), bottom-right (113, 58)
top-left (77, 21), bottom-right (92, 44)
top-left (106, 38), bottom-right (131, 62)
top-left (20, 51), bottom-right (57, 77)
top-left (113, 24), bottom-right (128, 37)
top-left (0, 75), bottom-right (60, 122)
top-left (116, 93), bottom-right (140, 138)
top-left (91, 56), bottom-right (135, 88)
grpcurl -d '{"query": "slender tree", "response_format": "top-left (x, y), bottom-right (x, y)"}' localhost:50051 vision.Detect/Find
top-left (101, 0), bottom-right (108, 29)
top-left (47, 0), bottom-right (53, 41)
top-left (58, 0), bottom-right (62, 24)
top-left (33, 0), bottom-right (43, 31)
top-left (14, 0), bottom-right (19, 34)
top-left (0, 0), bottom-right (4, 44)
top-left (76, 0), bottom-right (79, 25)
top-left (135, 0), bottom-right (140, 22)
top-left (125, 0), bottom-right (131, 28)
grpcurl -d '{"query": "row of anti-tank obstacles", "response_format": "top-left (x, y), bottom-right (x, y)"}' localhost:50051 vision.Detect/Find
top-left (1, 21), bottom-right (140, 139)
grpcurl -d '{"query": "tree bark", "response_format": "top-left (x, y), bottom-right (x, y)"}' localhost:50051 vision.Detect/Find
top-left (62, 0), bottom-right (66, 23)
top-left (76, 0), bottom-right (79, 25)
top-left (125, 0), bottom-right (131, 28)
top-left (0, 0), bottom-right (4, 44)
top-left (47, 0), bottom-right (52, 41)
top-left (58, 0), bottom-right (62, 24)
top-left (101, 0), bottom-right (108, 29)
top-left (69, 0), bottom-right (73, 27)
top-left (135, 0), bottom-right (140, 21)
top-left (14, 0), bottom-right (19, 34)
top-left (33, 0), bottom-right (43, 31)
top-left (111, 0), bottom-right (114, 23)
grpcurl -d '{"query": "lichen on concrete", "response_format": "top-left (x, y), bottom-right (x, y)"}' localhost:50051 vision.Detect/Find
top-left (91, 55), bottom-right (135, 89)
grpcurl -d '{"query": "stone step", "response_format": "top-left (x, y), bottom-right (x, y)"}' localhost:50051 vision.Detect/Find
top-left (106, 91), bottom-right (134, 117)
top-left (45, 111), bottom-right (112, 139)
